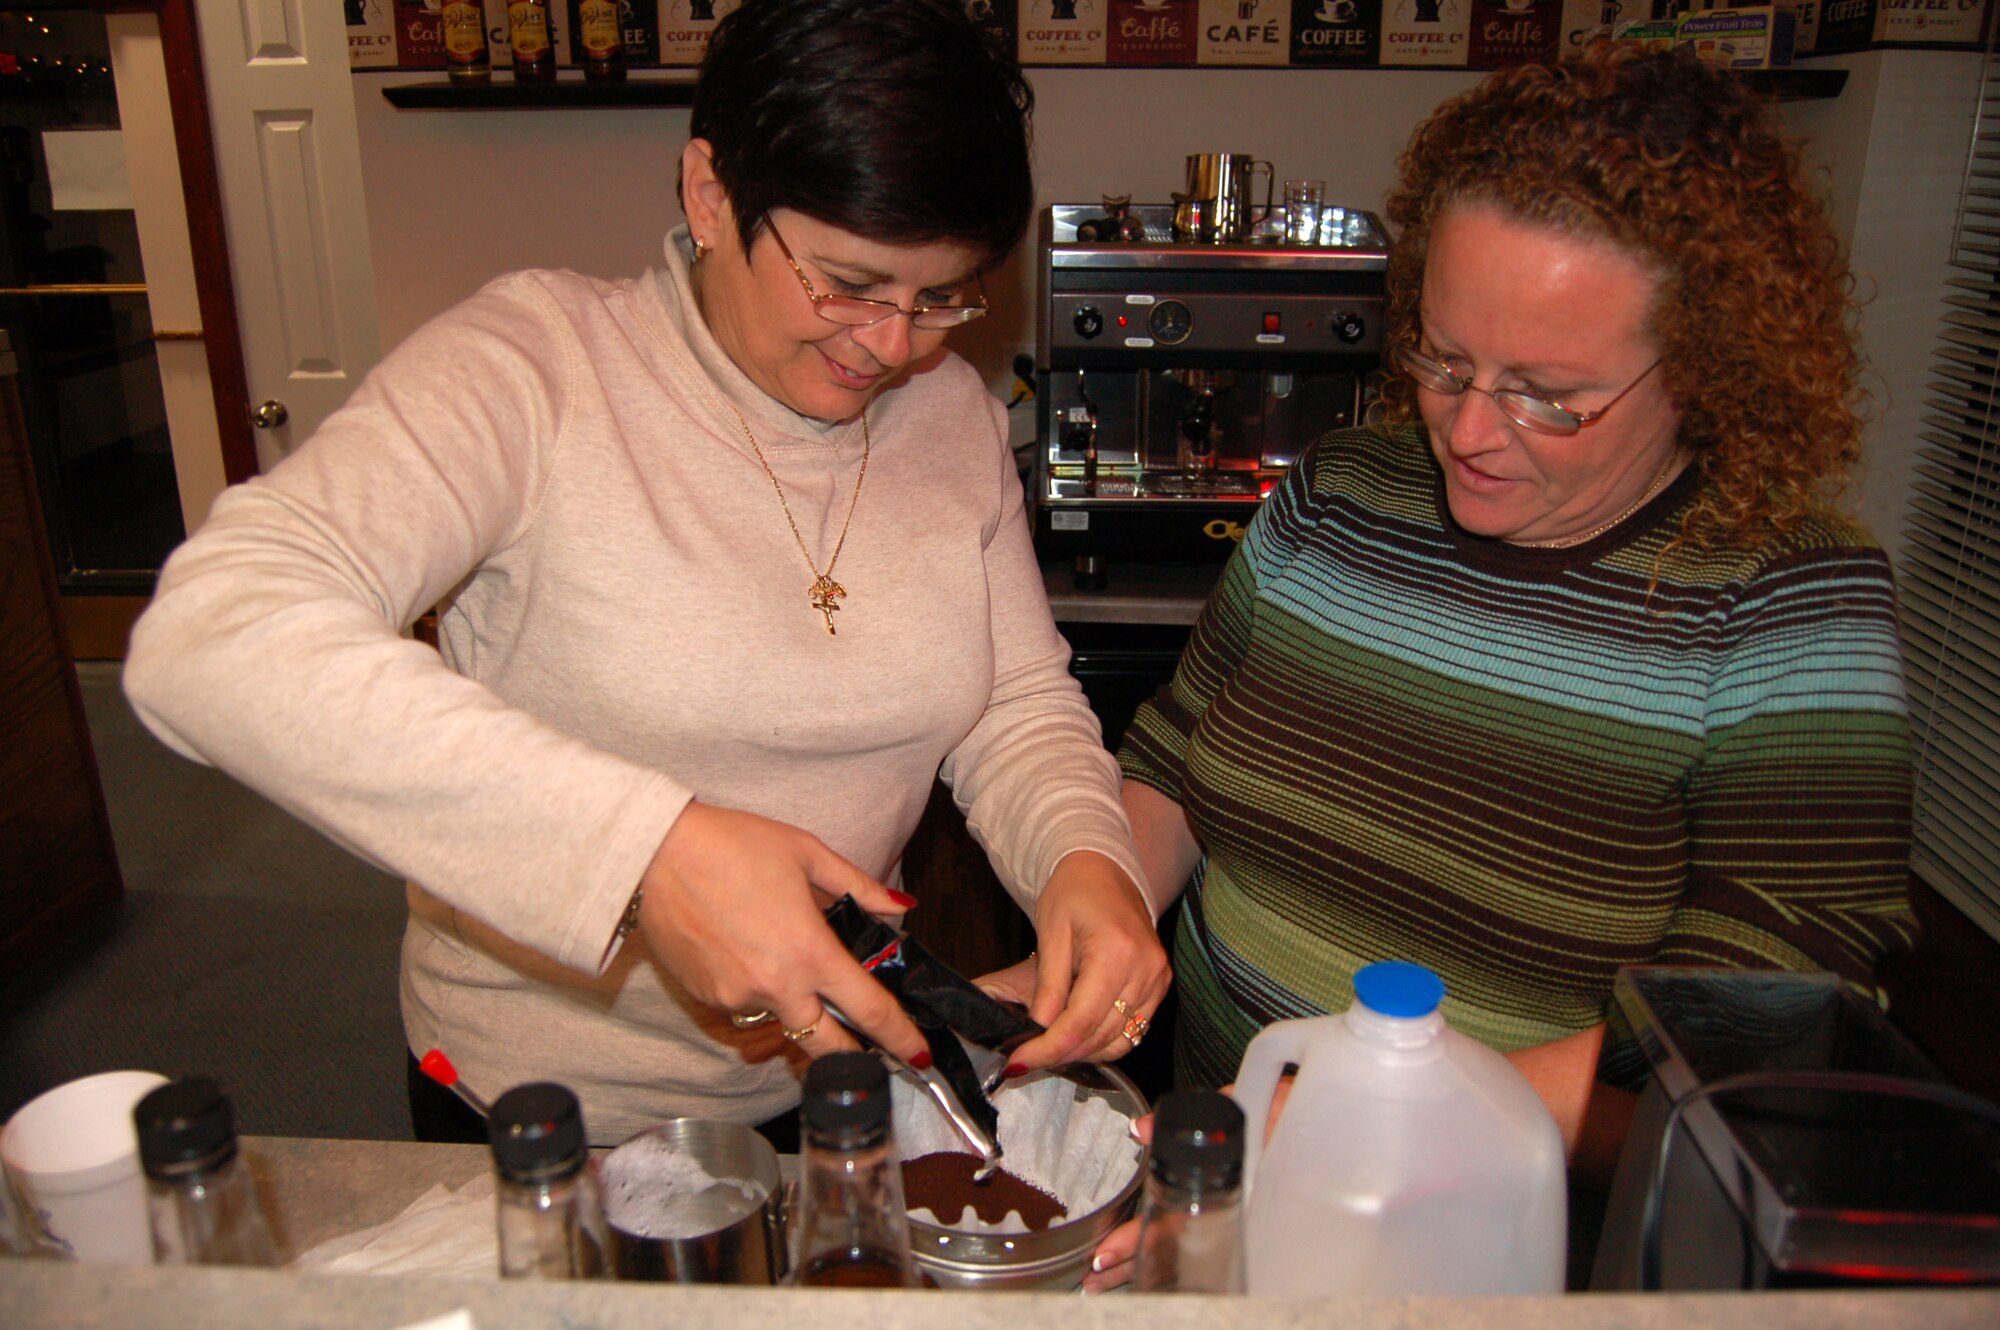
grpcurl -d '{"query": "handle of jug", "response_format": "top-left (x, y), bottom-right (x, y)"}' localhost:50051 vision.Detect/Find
top-left (1251, 159), bottom-right (1277, 227)
top-left (1231, 1016), bottom-right (1313, 1204)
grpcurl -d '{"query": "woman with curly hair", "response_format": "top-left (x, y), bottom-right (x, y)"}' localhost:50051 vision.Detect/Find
top-left (1088, 45), bottom-right (1916, 1288)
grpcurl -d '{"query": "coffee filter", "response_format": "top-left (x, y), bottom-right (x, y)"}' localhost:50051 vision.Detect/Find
top-left (892, 1070), bottom-right (1141, 1235)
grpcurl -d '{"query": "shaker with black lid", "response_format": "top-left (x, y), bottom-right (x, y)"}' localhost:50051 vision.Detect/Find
top-left (134, 1076), bottom-right (279, 1267)
top-left (792, 1051), bottom-right (918, 1288)
top-left (1132, 1088), bottom-right (1245, 1293)
top-left (488, 1081), bottom-right (610, 1280)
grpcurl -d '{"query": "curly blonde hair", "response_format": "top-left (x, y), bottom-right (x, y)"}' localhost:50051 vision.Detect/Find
top-left (1379, 44), bottom-right (1865, 550)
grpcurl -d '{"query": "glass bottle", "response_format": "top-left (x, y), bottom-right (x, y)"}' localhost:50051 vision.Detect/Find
top-left (1133, 1089), bottom-right (1245, 1293)
top-left (507, 0), bottom-right (556, 81)
top-left (488, 1082), bottom-right (610, 1280)
top-left (441, 0), bottom-right (492, 83)
top-left (576, 0), bottom-right (627, 81)
top-left (134, 1077), bottom-right (280, 1267)
top-left (790, 1051), bottom-right (917, 1288)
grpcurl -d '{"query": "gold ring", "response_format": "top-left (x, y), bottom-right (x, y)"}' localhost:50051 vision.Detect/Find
top-left (1112, 998), bottom-right (1150, 1045)
top-left (730, 1010), bottom-right (773, 1029)
top-left (782, 1020), bottom-right (820, 1043)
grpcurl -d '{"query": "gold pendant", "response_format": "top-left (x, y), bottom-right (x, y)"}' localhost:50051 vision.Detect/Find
top-left (808, 574), bottom-right (846, 635)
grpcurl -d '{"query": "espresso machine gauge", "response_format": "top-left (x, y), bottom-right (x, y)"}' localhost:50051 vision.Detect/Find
top-left (1148, 300), bottom-right (1193, 345)
top-left (1032, 203), bottom-right (1390, 578)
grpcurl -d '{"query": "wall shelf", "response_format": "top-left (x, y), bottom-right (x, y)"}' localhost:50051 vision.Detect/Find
top-left (380, 76), bottom-right (697, 109)
top-left (376, 65), bottom-right (1844, 111)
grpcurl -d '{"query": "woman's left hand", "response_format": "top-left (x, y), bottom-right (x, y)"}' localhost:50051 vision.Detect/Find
top-left (975, 851), bottom-right (1169, 1067)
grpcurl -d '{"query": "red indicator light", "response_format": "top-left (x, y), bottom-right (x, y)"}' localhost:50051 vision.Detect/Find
top-left (1117, 314), bottom-right (1129, 327)
top-left (1263, 313), bottom-right (1282, 335)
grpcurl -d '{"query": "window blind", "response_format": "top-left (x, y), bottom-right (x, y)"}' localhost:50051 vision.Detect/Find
top-left (1905, 27), bottom-right (2000, 943)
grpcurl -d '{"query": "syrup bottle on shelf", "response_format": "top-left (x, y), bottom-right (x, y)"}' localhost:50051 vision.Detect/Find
top-left (791, 1052), bottom-right (918, 1288)
top-left (441, 0), bottom-right (492, 83)
top-left (576, 0), bottom-right (627, 81)
top-left (135, 1076), bottom-right (280, 1267)
top-left (507, 0), bottom-right (556, 82)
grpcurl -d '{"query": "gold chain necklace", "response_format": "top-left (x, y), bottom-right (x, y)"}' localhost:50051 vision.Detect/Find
top-left (723, 401), bottom-right (871, 635)
top-left (1519, 451), bottom-right (1682, 550)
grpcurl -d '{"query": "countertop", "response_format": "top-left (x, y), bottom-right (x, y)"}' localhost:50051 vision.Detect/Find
top-left (4, 1136), bottom-right (1997, 1328)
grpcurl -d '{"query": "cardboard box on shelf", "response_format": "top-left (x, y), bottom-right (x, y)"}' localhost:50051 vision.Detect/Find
top-left (1676, 4), bottom-right (1798, 65)
top-left (1612, 16), bottom-right (1682, 49)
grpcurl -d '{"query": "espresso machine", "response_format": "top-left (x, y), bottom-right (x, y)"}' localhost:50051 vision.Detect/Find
top-left (1032, 201), bottom-right (1391, 581)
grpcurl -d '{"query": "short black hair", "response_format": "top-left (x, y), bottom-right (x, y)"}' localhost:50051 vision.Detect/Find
top-left (688, 0), bottom-right (1034, 269)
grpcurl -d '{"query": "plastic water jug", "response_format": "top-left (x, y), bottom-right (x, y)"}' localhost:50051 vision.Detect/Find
top-left (1231, 961), bottom-right (1567, 1296)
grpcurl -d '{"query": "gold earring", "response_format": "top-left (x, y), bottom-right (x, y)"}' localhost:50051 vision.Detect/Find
top-left (691, 237), bottom-right (709, 264)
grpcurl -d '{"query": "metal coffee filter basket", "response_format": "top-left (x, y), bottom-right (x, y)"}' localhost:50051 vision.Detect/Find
top-left (893, 1062), bottom-right (1148, 1291)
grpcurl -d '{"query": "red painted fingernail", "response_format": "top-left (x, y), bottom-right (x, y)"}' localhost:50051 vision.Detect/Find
top-left (1004, 1062), bottom-right (1029, 1079)
top-left (886, 889), bottom-right (917, 909)
top-left (909, 1049), bottom-right (933, 1071)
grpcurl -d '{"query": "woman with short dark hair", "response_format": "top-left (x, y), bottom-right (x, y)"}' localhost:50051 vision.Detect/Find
top-left (124, 0), bottom-right (1168, 1147)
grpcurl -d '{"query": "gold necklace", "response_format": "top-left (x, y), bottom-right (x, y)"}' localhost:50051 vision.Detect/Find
top-left (1519, 452), bottom-right (1682, 550)
top-left (724, 401), bottom-right (871, 634)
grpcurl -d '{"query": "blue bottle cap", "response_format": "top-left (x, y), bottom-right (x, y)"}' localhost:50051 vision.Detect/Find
top-left (1352, 961), bottom-right (1445, 1018)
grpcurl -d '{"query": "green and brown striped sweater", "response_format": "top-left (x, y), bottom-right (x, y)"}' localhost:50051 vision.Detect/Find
top-left (1120, 423), bottom-right (1918, 1091)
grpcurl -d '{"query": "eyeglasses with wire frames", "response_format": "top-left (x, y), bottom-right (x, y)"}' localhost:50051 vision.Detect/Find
top-left (765, 218), bottom-right (988, 330)
top-left (1395, 344), bottom-right (1661, 437)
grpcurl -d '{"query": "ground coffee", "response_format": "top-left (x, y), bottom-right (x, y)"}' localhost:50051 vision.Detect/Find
top-left (902, 1152), bottom-right (1068, 1231)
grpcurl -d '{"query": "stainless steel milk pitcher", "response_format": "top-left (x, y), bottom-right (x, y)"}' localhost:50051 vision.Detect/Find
top-left (1174, 153), bottom-right (1274, 244)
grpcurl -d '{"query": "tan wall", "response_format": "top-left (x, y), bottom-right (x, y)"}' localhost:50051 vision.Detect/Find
top-left (352, 52), bottom-right (1980, 565)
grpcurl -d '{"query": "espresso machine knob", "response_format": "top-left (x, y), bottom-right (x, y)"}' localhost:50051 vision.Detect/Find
top-left (1330, 310), bottom-right (1368, 344)
top-left (1073, 305), bottom-right (1106, 339)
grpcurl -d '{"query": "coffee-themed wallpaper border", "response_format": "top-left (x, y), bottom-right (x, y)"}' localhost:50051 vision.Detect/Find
top-left (348, 0), bottom-right (1990, 75)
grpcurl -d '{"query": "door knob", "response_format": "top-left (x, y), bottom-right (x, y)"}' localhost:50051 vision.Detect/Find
top-left (252, 400), bottom-right (289, 429)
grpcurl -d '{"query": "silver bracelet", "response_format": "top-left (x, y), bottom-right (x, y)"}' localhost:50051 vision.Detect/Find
top-left (614, 885), bottom-right (645, 939)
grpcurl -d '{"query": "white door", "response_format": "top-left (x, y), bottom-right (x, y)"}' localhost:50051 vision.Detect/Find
top-left (194, 0), bottom-right (381, 471)
top-left (106, 12), bottom-right (229, 535)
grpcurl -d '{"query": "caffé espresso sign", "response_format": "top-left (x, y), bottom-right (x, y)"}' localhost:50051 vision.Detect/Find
top-left (1109, 0), bottom-right (1199, 62)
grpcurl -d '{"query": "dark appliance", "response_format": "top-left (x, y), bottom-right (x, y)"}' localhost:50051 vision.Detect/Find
top-left (1032, 203), bottom-right (1390, 580)
top-left (1589, 967), bottom-right (2000, 1291)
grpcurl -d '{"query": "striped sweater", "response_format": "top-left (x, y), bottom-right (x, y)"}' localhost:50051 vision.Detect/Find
top-left (1120, 423), bottom-right (1918, 1090)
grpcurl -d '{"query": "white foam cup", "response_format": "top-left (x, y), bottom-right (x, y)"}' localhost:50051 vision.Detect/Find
top-left (1, 1070), bottom-right (169, 1263)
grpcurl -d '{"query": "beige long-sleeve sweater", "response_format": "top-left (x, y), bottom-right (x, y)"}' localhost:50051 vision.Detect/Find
top-left (123, 231), bottom-right (1140, 1141)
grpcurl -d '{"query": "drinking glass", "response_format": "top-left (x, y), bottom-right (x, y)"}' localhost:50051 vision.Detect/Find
top-left (1284, 179), bottom-right (1326, 246)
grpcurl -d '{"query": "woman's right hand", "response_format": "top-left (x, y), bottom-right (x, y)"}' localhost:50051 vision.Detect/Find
top-left (1081, 1075), bottom-right (1294, 1294)
top-left (634, 800), bottom-right (932, 1067)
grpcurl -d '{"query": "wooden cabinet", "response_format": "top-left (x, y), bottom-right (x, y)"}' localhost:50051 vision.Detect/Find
top-left (0, 329), bottom-right (124, 972)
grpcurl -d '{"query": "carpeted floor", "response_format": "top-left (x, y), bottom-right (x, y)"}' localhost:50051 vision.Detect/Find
top-left (0, 662), bottom-right (412, 1139)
